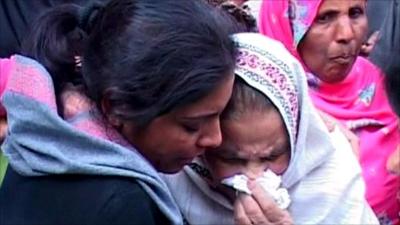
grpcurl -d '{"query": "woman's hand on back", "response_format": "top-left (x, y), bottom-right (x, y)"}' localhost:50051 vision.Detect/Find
top-left (318, 110), bottom-right (360, 158)
top-left (234, 180), bottom-right (293, 225)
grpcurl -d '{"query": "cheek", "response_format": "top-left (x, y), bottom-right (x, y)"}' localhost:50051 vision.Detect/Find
top-left (355, 20), bottom-right (368, 45)
top-left (164, 129), bottom-right (198, 153)
top-left (207, 160), bottom-right (241, 181)
top-left (269, 155), bottom-right (290, 175)
top-left (298, 37), bottom-right (326, 69)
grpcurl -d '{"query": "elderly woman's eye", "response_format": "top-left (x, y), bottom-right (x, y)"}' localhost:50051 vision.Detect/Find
top-left (261, 156), bottom-right (278, 162)
top-left (349, 7), bottom-right (364, 19)
top-left (221, 157), bottom-right (245, 164)
top-left (315, 11), bottom-right (336, 24)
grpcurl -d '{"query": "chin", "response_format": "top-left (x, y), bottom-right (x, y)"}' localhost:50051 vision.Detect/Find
top-left (157, 159), bottom-right (193, 174)
top-left (323, 69), bottom-right (351, 83)
top-left (158, 166), bottom-right (183, 174)
top-left (330, 74), bottom-right (348, 83)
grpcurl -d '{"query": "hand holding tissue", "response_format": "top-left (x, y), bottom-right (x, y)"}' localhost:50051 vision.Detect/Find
top-left (221, 170), bottom-right (291, 209)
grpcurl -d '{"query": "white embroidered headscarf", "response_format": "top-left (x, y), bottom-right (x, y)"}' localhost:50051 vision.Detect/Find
top-left (163, 33), bottom-right (378, 225)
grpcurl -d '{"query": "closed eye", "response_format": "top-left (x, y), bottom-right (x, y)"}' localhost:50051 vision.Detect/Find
top-left (261, 148), bottom-right (288, 162)
top-left (260, 155), bottom-right (280, 162)
top-left (181, 122), bottom-right (200, 133)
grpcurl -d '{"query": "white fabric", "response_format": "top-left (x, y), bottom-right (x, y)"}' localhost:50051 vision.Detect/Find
top-left (221, 170), bottom-right (291, 209)
top-left (163, 33), bottom-right (378, 225)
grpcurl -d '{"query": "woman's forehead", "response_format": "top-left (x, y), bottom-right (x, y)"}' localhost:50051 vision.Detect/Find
top-left (220, 109), bottom-right (288, 153)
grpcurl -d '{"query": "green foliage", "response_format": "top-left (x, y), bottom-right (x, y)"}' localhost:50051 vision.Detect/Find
top-left (0, 151), bottom-right (8, 186)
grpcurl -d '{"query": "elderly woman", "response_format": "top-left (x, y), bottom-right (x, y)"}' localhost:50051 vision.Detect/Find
top-left (163, 33), bottom-right (378, 225)
top-left (258, 1), bottom-right (400, 224)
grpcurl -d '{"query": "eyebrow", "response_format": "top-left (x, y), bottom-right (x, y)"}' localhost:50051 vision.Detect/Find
top-left (317, 9), bottom-right (338, 17)
top-left (318, 2), bottom-right (365, 16)
top-left (180, 111), bottom-right (220, 120)
top-left (268, 147), bottom-right (289, 157)
top-left (351, 2), bottom-right (365, 8)
top-left (219, 144), bottom-right (289, 159)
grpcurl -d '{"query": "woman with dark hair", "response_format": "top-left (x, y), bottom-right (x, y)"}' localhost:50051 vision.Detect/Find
top-left (0, 0), bottom-right (239, 224)
top-left (0, 0), bottom-right (109, 57)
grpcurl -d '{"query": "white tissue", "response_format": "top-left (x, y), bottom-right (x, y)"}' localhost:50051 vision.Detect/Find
top-left (221, 170), bottom-right (291, 209)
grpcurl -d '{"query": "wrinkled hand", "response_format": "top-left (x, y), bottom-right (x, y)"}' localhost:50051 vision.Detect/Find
top-left (318, 110), bottom-right (359, 158)
top-left (336, 124), bottom-right (360, 159)
top-left (360, 31), bottom-right (380, 57)
top-left (387, 145), bottom-right (400, 175)
top-left (234, 180), bottom-right (293, 225)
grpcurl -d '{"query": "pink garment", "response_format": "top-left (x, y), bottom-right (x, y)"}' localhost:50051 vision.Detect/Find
top-left (259, 1), bottom-right (400, 224)
top-left (0, 58), bottom-right (13, 117)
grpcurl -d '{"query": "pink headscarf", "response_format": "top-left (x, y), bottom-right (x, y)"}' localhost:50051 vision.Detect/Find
top-left (259, 1), bottom-right (399, 224)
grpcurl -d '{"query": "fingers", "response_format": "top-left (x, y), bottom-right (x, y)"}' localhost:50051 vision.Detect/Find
top-left (320, 111), bottom-right (360, 158)
top-left (234, 181), bottom-right (294, 225)
top-left (360, 31), bottom-right (380, 56)
top-left (239, 192), bottom-right (271, 225)
top-left (366, 31), bottom-right (380, 47)
top-left (248, 181), bottom-right (288, 223)
top-left (234, 196), bottom-right (253, 225)
top-left (318, 110), bottom-right (336, 132)
top-left (337, 125), bottom-right (360, 159)
top-left (318, 109), bottom-right (360, 157)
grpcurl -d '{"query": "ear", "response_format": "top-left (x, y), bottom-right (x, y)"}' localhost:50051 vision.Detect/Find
top-left (101, 97), bottom-right (122, 128)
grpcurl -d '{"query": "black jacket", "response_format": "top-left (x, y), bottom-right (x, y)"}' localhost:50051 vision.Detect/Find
top-left (0, 167), bottom-right (170, 225)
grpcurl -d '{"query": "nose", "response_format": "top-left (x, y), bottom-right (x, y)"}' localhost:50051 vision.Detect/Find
top-left (243, 162), bottom-right (267, 180)
top-left (335, 17), bottom-right (355, 44)
top-left (197, 119), bottom-right (222, 149)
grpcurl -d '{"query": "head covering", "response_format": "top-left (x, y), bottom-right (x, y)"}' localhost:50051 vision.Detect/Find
top-left (259, 0), bottom-right (321, 58)
top-left (259, 1), bottom-right (400, 223)
top-left (0, 55), bottom-right (183, 225)
top-left (163, 33), bottom-right (378, 225)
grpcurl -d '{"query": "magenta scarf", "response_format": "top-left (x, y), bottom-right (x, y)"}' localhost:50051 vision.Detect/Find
top-left (259, 1), bottom-right (399, 224)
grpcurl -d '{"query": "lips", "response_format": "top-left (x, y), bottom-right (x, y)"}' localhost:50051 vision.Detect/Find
top-left (331, 55), bottom-right (354, 65)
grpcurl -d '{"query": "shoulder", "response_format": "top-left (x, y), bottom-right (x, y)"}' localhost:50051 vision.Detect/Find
top-left (89, 177), bottom-right (170, 225)
top-left (97, 180), bottom-right (169, 225)
top-left (1, 169), bottom-right (169, 225)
